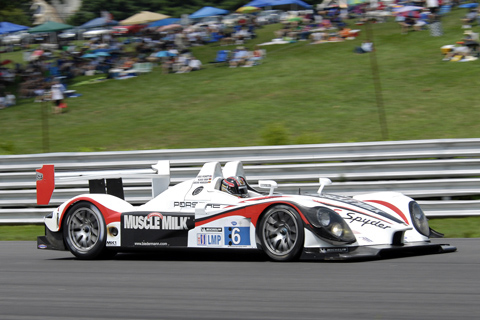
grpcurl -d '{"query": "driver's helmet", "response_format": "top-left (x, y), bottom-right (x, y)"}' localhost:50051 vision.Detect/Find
top-left (221, 176), bottom-right (248, 198)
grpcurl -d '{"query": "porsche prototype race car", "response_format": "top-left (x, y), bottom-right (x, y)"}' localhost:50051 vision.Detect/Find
top-left (36, 161), bottom-right (456, 261)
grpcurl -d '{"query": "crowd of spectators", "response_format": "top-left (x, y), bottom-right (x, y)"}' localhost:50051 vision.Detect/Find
top-left (0, 17), bottom-right (262, 110)
top-left (2, 2), bottom-right (480, 110)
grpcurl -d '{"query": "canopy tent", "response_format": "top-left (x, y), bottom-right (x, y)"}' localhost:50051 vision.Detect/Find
top-left (79, 17), bottom-right (118, 29)
top-left (147, 18), bottom-right (181, 28)
top-left (318, 0), bottom-right (349, 8)
top-left (0, 22), bottom-right (29, 34)
top-left (120, 11), bottom-right (170, 25)
top-left (243, 0), bottom-right (272, 7)
top-left (244, 0), bottom-right (312, 8)
top-left (28, 21), bottom-right (74, 33)
top-left (189, 6), bottom-right (229, 19)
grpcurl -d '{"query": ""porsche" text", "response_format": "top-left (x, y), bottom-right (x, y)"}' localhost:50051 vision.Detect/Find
top-left (174, 202), bottom-right (220, 209)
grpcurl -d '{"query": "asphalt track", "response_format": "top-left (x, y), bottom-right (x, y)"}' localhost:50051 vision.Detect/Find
top-left (0, 239), bottom-right (479, 320)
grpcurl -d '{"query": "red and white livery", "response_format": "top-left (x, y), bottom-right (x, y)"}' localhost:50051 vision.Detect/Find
top-left (37, 161), bottom-right (456, 261)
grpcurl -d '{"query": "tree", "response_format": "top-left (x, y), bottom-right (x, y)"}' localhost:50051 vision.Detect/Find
top-left (0, 0), bottom-right (32, 26)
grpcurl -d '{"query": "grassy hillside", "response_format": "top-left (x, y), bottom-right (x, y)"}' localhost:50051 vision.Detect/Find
top-left (1, 9), bottom-right (479, 155)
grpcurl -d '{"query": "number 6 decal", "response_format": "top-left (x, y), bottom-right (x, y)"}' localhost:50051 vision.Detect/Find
top-left (225, 227), bottom-right (250, 246)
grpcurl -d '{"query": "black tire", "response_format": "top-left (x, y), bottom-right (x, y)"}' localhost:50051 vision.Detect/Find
top-left (63, 201), bottom-right (111, 260)
top-left (258, 205), bottom-right (304, 262)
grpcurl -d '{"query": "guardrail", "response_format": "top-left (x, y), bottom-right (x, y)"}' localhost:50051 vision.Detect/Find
top-left (1, 138), bottom-right (479, 224)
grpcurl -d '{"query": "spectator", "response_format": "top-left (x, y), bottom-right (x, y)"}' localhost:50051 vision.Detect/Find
top-left (177, 56), bottom-right (202, 73)
top-left (242, 46), bottom-right (264, 67)
top-left (5, 92), bottom-right (16, 107)
top-left (462, 9), bottom-right (477, 28)
top-left (354, 39), bottom-right (374, 53)
top-left (229, 46), bottom-right (249, 68)
top-left (400, 16), bottom-right (416, 34)
top-left (429, 9), bottom-right (443, 36)
top-left (51, 81), bottom-right (65, 114)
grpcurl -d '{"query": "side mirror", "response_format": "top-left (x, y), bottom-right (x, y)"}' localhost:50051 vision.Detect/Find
top-left (258, 180), bottom-right (278, 196)
top-left (317, 178), bottom-right (332, 195)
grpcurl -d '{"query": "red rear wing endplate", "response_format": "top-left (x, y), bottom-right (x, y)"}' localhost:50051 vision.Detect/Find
top-left (36, 165), bottom-right (55, 205)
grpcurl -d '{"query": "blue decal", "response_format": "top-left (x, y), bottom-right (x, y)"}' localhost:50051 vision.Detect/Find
top-left (224, 227), bottom-right (250, 246)
top-left (197, 234), bottom-right (222, 246)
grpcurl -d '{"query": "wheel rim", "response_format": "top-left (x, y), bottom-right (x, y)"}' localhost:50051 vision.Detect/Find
top-left (262, 208), bottom-right (299, 256)
top-left (66, 206), bottom-right (100, 253)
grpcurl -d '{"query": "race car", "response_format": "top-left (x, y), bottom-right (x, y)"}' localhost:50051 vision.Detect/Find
top-left (36, 160), bottom-right (456, 261)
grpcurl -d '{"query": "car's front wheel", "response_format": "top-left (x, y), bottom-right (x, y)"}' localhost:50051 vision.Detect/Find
top-left (63, 201), bottom-right (112, 259)
top-left (258, 205), bottom-right (304, 262)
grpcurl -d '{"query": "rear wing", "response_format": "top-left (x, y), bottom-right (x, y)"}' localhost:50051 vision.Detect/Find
top-left (36, 161), bottom-right (170, 205)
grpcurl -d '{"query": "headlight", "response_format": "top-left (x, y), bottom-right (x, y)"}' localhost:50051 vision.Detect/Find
top-left (310, 207), bottom-right (356, 244)
top-left (409, 201), bottom-right (430, 237)
top-left (330, 223), bottom-right (343, 237)
top-left (317, 210), bottom-right (331, 227)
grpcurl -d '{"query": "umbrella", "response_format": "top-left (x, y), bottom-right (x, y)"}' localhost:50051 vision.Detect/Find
top-left (81, 53), bottom-right (97, 58)
top-left (347, 0), bottom-right (370, 5)
top-left (79, 17), bottom-right (118, 29)
top-left (157, 24), bottom-right (183, 32)
top-left (32, 50), bottom-right (44, 56)
top-left (148, 18), bottom-right (181, 28)
top-left (402, 11), bottom-right (420, 18)
top-left (459, 3), bottom-right (479, 8)
top-left (189, 7), bottom-right (229, 19)
top-left (155, 51), bottom-right (176, 58)
top-left (95, 52), bottom-right (110, 57)
top-left (236, 6), bottom-right (261, 13)
top-left (120, 11), bottom-right (170, 25)
top-left (288, 17), bottom-right (303, 22)
top-left (393, 6), bottom-right (424, 13)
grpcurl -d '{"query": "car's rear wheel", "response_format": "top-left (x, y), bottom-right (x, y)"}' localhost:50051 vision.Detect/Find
top-left (63, 202), bottom-right (113, 259)
top-left (259, 205), bottom-right (304, 262)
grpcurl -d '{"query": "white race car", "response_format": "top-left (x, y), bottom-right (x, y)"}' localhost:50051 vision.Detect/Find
top-left (36, 161), bottom-right (456, 261)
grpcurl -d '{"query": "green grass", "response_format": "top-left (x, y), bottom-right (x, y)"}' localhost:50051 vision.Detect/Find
top-left (0, 225), bottom-right (44, 241)
top-left (2, 217), bottom-right (478, 241)
top-left (2, 10), bottom-right (480, 154)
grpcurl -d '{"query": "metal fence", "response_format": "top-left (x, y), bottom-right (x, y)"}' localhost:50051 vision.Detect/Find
top-left (1, 138), bottom-right (480, 224)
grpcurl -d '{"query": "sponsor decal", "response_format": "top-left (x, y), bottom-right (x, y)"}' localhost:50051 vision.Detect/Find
top-left (201, 227), bottom-right (222, 232)
top-left (192, 186), bottom-right (204, 196)
top-left (197, 233), bottom-right (222, 246)
top-left (319, 194), bottom-right (404, 224)
top-left (225, 226), bottom-right (250, 246)
top-left (121, 212), bottom-right (193, 248)
top-left (35, 172), bottom-right (43, 181)
top-left (320, 247), bottom-right (349, 253)
top-left (124, 214), bottom-right (189, 230)
top-left (134, 241), bottom-right (169, 246)
top-left (231, 221), bottom-right (238, 226)
top-left (193, 175), bottom-right (213, 184)
top-left (106, 240), bottom-right (118, 246)
top-left (173, 202), bottom-right (221, 209)
top-left (345, 212), bottom-right (391, 230)
top-left (38, 244), bottom-right (47, 249)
